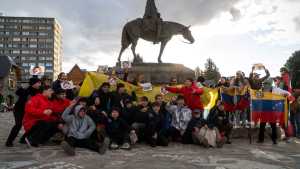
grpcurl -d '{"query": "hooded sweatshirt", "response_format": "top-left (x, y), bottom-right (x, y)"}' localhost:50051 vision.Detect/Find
top-left (62, 105), bottom-right (96, 139)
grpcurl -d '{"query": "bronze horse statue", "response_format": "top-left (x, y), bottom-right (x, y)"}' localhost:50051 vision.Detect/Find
top-left (118, 18), bottom-right (195, 63)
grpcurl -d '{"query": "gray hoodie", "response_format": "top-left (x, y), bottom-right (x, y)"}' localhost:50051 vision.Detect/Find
top-left (62, 105), bottom-right (96, 139)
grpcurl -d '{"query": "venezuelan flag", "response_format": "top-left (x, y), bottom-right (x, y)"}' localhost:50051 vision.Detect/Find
top-left (250, 90), bottom-right (288, 126)
top-left (220, 87), bottom-right (250, 112)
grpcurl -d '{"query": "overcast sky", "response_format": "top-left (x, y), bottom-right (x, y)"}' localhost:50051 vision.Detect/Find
top-left (1, 0), bottom-right (300, 77)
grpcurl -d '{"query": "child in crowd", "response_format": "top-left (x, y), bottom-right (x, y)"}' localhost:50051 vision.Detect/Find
top-left (107, 107), bottom-right (131, 150)
top-left (166, 95), bottom-right (192, 142)
top-left (145, 102), bottom-right (168, 147)
top-left (61, 103), bottom-right (106, 156)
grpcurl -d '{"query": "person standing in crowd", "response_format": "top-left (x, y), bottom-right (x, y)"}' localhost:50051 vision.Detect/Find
top-left (248, 65), bottom-right (276, 144)
top-left (166, 78), bottom-right (204, 112)
top-left (279, 67), bottom-right (292, 93)
top-left (145, 102), bottom-right (168, 147)
top-left (5, 77), bottom-right (41, 147)
top-left (52, 72), bottom-right (75, 100)
top-left (196, 76), bottom-right (206, 88)
top-left (61, 103), bottom-right (106, 156)
top-left (166, 95), bottom-right (192, 142)
top-left (89, 82), bottom-right (111, 112)
top-left (107, 107), bottom-right (131, 150)
top-left (121, 98), bottom-right (136, 125)
top-left (217, 77), bottom-right (230, 88)
top-left (23, 86), bottom-right (59, 147)
top-left (291, 96), bottom-right (300, 138)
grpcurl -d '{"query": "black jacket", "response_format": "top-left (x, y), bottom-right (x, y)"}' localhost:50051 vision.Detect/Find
top-left (14, 86), bottom-right (40, 113)
top-left (132, 105), bottom-right (150, 124)
top-left (207, 106), bottom-right (229, 129)
top-left (107, 118), bottom-right (130, 136)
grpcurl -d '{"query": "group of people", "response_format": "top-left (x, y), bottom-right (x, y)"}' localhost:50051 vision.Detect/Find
top-left (4, 64), bottom-right (300, 156)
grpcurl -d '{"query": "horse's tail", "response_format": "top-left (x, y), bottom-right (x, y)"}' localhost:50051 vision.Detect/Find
top-left (121, 24), bottom-right (131, 48)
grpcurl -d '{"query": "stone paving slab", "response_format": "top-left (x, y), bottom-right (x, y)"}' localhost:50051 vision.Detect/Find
top-left (1, 112), bottom-right (300, 169)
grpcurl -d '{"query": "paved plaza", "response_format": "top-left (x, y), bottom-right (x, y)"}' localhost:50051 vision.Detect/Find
top-left (1, 112), bottom-right (300, 169)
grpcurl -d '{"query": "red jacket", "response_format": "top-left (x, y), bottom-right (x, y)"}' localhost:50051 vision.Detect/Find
top-left (23, 94), bottom-right (54, 132)
top-left (166, 84), bottom-right (204, 111)
top-left (51, 99), bottom-right (71, 121)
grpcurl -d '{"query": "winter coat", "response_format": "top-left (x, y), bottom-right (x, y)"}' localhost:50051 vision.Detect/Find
top-left (51, 98), bottom-right (71, 121)
top-left (14, 86), bottom-right (40, 114)
top-left (166, 84), bottom-right (204, 111)
top-left (23, 94), bottom-right (54, 132)
top-left (62, 105), bottom-right (96, 139)
top-left (132, 105), bottom-right (150, 124)
top-left (89, 90), bottom-right (112, 112)
top-left (166, 104), bottom-right (192, 132)
top-left (87, 107), bottom-right (108, 128)
top-left (248, 70), bottom-right (270, 90)
top-left (107, 117), bottom-right (130, 136)
top-left (207, 106), bottom-right (229, 129)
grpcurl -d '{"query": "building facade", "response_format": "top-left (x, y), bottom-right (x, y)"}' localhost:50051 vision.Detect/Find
top-left (0, 16), bottom-right (62, 82)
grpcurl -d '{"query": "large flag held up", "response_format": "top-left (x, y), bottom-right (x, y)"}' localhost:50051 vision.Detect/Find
top-left (220, 87), bottom-right (250, 112)
top-left (250, 90), bottom-right (288, 126)
top-left (78, 72), bottom-right (219, 110)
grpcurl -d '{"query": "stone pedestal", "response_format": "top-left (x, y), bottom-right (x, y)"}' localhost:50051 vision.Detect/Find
top-left (126, 63), bottom-right (195, 84)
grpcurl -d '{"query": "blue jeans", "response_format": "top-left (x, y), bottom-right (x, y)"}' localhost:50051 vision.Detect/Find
top-left (290, 113), bottom-right (300, 137)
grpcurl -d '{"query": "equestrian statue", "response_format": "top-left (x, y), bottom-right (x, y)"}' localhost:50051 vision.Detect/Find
top-left (118, 0), bottom-right (195, 63)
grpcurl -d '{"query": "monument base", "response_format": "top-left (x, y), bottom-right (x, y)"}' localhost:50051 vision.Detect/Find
top-left (126, 63), bottom-right (195, 84)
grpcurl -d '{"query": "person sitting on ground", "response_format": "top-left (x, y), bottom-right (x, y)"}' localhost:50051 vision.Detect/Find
top-left (131, 96), bottom-right (151, 142)
top-left (192, 120), bottom-right (224, 148)
top-left (182, 109), bottom-right (206, 144)
top-left (51, 89), bottom-right (71, 122)
top-left (110, 83), bottom-right (136, 110)
top-left (87, 97), bottom-right (109, 146)
top-left (121, 98), bottom-right (137, 126)
top-left (23, 86), bottom-right (59, 147)
top-left (155, 94), bottom-right (172, 131)
top-left (107, 107), bottom-right (131, 150)
top-left (89, 82), bottom-right (111, 112)
top-left (6, 77), bottom-right (41, 147)
top-left (145, 102), bottom-right (169, 147)
top-left (166, 95), bottom-right (192, 142)
top-left (207, 101), bottom-right (233, 144)
top-left (165, 78), bottom-right (204, 112)
top-left (61, 103), bottom-right (106, 156)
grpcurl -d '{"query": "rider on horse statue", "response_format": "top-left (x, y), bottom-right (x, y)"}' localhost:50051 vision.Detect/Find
top-left (143, 0), bottom-right (162, 44)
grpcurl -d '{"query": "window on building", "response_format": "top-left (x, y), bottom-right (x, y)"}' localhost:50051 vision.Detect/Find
top-left (45, 69), bottom-right (53, 73)
top-left (13, 37), bottom-right (21, 41)
top-left (22, 63), bottom-right (29, 67)
top-left (45, 62), bottom-right (53, 67)
top-left (22, 38), bottom-right (29, 42)
top-left (29, 44), bottom-right (37, 48)
top-left (0, 44), bottom-right (3, 47)
top-left (12, 50), bottom-right (20, 54)
top-left (22, 32), bottom-right (30, 35)
top-left (39, 32), bottom-right (48, 36)
top-left (29, 38), bottom-right (37, 42)
top-left (29, 63), bottom-right (36, 67)
top-left (0, 25), bottom-right (4, 29)
top-left (39, 56), bottom-right (45, 60)
top-left (29, 56), bottom-right (36, 60)
top-left (22, 19), bottom-right (32, 23)
top-left (21, 50), bottom-right (29, 54)
top-left (29, 32), bottom-right (38, 36)
top-left (46, 56), bottom-right (53, 60)
top-left (22, 25), bottom-right (33, 29)
top-left (21, 56), bottom-right (26, 60)
top-left (6, 25), bottom-right (17, 29)
top-left (12, 44), bottom-right (18, 48)
top-left (7, 44), bottom-right (12, 48)
top-left (38, 63), bottom-right (45, 67)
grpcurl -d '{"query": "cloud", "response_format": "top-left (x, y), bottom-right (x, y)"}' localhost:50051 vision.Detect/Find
top-left (294, 16), bottom-right (300, 32)
top-left (230, 7), bottom-right (242, 21)
top-left (0, 0), bottom-right (242, 71)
